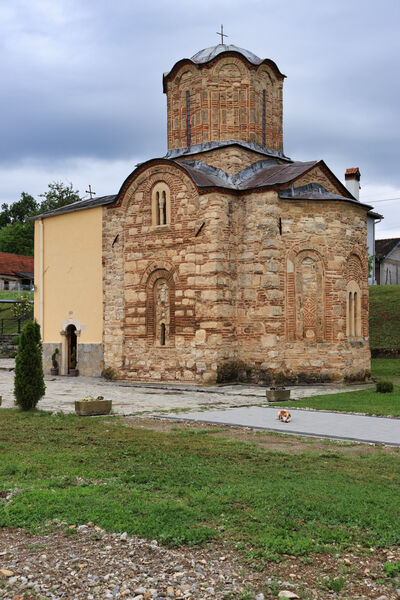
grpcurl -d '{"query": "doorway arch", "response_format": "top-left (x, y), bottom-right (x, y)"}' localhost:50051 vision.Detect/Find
top-left (66, 324), bottom-right (77, 373)
top-left (60, 318), bottom-right (81, 375)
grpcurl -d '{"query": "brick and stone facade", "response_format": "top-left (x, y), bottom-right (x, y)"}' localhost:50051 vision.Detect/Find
top-left (39, 43), bottom-right (373, 383)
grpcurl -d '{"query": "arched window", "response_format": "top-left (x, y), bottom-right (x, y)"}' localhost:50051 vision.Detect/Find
top-left (160, 323), bottom-right (166, 346)
top-left (152, 183), bottom-right (171, 227)
top-left (154, 279), bottom-right (170, 346)
top-left (346, 282), bottom-right (361, 338)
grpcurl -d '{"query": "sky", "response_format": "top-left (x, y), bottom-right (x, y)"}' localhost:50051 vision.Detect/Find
top-left (0, 0), bottom-right (399, 238)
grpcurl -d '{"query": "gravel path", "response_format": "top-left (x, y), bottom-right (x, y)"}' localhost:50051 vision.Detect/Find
top-left (1, 523), bottom-right (399, 600)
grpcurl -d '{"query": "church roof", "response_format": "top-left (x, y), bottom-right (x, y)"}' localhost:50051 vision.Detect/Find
top-left (163, 44), bottom-right (285, 90)
top-left (34, 195), bottom-right (117, 219)
top-left (191, 44), bottom-right (263, 65)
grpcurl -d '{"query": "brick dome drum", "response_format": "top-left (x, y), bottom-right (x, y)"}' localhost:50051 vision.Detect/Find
top-left (163, 44), bottom-right (285, 154)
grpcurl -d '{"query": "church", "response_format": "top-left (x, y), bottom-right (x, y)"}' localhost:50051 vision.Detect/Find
top-left (34, 40), bottom-right (375, 384)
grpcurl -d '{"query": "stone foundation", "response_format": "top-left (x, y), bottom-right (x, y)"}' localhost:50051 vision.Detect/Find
top-left (43, 342), bottom-right (103, 377)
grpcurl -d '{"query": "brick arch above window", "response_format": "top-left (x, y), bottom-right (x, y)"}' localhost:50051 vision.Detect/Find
top-left (345, 252), bottom-right (365, 284)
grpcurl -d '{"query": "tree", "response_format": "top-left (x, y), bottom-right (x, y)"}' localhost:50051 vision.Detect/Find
top-left (14, 320), bottom-right (45, 411)
top-left (0, 221), bottom-right (35, 255)
top-left (38, 182), bottom-right (80, 214)
top-left (0, 182), bottom-right (80, 256)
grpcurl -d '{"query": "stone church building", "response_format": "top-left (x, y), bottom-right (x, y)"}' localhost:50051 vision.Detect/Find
top-left (34, 43), bottom-right (375, 383)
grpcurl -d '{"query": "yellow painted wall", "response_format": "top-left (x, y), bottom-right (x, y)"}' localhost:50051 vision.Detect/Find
top-left (34, 207), bottom-right (103, 343)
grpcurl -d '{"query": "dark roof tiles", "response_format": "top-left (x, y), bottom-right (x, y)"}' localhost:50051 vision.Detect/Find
top-left (375, 238), bottom-right (400, 260)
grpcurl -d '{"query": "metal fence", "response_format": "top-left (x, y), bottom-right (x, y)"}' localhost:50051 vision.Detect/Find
top-left (0, 318), bottom-right (27, 335)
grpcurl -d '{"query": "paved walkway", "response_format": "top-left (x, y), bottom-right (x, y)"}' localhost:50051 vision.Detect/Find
top-left (165, 406), bottom-right (400, 446)
top-left (1, 358), bottom-right (398, 445)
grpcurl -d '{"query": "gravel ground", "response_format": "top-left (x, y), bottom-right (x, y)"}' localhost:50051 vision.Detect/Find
top-left (1, 523), bottom-right (399, 600)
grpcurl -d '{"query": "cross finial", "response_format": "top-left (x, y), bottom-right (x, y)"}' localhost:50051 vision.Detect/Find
top-left (85, 184), bottom-right (96, 199)
top-left (216, 24), bottom-right (228, 45)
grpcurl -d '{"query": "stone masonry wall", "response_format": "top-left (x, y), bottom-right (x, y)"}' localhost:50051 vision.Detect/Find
top-left (165, 56), bottom-right (284, 152)
top-left (103, 160), bottom-right (370, 384)
top-left (231, 178), bottom-right (370, 382)
top-left (104, 163), bottom-right (237, 383)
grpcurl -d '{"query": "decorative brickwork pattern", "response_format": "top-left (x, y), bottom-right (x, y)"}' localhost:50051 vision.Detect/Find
top-left (165, 57), bottom-right (284, 152)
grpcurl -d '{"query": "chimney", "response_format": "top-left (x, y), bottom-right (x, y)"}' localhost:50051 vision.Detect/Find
top-left (345, 167), bottom-right (360, 201)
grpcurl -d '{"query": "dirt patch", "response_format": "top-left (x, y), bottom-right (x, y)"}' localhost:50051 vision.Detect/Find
top-left (120, 416), bottom-right (399, 457)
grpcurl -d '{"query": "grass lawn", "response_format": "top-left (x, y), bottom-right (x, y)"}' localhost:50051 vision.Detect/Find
top-left (274, 358), bottom-right (400, 416)
top-left (372, 357), bottom-right (400, 380)
top-left (276, 388), bottom-right (400, 416)
top-left (0, 410), bottom-right (399, 565)
top-left (370, 285), bottom-right (400, 349)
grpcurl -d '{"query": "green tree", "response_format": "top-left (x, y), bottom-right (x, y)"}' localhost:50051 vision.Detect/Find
top-left (0, 221), bottom-right (35, 255)
top-left (0, 182), bottom-right (80, 256)
top-left (38, 181), bottom-right (80, 213)
top-left (14, 320), bottom-right (45, 411)
top-left (0, 192), bottom-right (38, 228)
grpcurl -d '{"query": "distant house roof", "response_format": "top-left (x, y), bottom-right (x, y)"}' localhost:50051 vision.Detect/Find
top-left (0, 253), bottom-right (34, 277)
top-left (375, 238), bottom-right (400, 261)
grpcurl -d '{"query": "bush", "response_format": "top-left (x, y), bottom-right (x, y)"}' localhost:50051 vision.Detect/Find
top-left (11, 335), bottom-right (20, 346)
top-left (376, 380), bottom-right (394, 393)
top-left (102, 366), bottom-right (117, 381)
top-left (14, 320), bottom-right (46, 411)
top-left (51, 347), bottom-right (59, 369)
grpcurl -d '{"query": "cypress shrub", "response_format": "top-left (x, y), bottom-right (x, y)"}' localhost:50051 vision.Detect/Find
top-left (14, 320), bottom-right (46, 411)
top-left (376, 380), bottom-right (394, 393)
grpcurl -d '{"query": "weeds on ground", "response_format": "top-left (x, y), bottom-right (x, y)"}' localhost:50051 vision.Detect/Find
top-left (0, 409), bottom-right (399, 564)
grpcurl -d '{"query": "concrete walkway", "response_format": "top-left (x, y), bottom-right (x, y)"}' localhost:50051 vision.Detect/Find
top-left (1, 358), bottom-right (398, 445)
top-left (165, 405), bottom-right (400, 446)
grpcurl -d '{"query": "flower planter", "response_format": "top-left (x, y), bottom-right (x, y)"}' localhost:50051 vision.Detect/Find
top-left (50, 368), bottom-right (59, 376)
top-left (68, 369), bottom-right (80, 377)
top-left (266, 389), bottom-right (291, 403)
top-left (75, 399), bottom-right (112, 416)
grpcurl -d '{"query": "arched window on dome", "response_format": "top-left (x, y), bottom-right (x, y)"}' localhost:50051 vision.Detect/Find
top-left (151, 182), bottom-right (171, 227)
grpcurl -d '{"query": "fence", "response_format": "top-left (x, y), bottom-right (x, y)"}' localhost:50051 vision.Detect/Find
top-left (0, 318), bottom-right (27, 335)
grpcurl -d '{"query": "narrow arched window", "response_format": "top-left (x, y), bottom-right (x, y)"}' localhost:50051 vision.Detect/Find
top-left (346, 282), bottom-right (362, 338)
top-left (160, 323), bottom-right (166, 346)
top-left (152, 183), bottom-right (171, 227)
top-left (353, 292), bottom-right (358, 337)
top-left (349, 292), bottom-right (354, 336)
top-left (155, 192), bottom-right (160, 225)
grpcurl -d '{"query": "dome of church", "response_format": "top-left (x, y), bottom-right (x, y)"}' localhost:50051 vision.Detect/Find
top-left (190, 44), bottom-right (263, 66)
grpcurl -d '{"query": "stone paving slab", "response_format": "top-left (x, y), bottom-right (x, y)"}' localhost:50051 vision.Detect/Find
top-left (165, 405), bottom-right (400, 446)
top-left (0, 362), bottom-right (370, 415)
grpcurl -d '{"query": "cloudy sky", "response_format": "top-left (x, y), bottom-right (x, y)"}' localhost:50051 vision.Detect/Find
top-left (1, 0), bottom-right (399, 238)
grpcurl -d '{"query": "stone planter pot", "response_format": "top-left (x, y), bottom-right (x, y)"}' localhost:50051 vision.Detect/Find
top-left (68, 369), bottom-right (80, 377)
top-left (50, 368), bottom-right (59, 376)
top-left (75, 399), bottom-right (112, 416)
top-left (266, 389), bottom-right (291, 403)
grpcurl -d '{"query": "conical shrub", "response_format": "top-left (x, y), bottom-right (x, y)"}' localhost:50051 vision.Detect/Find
top-left (14, 320), bottom-right (46, 411)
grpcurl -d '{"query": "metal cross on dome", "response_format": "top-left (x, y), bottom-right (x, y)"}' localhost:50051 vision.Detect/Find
top-left (216, 24), bottom-right (228, 45)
